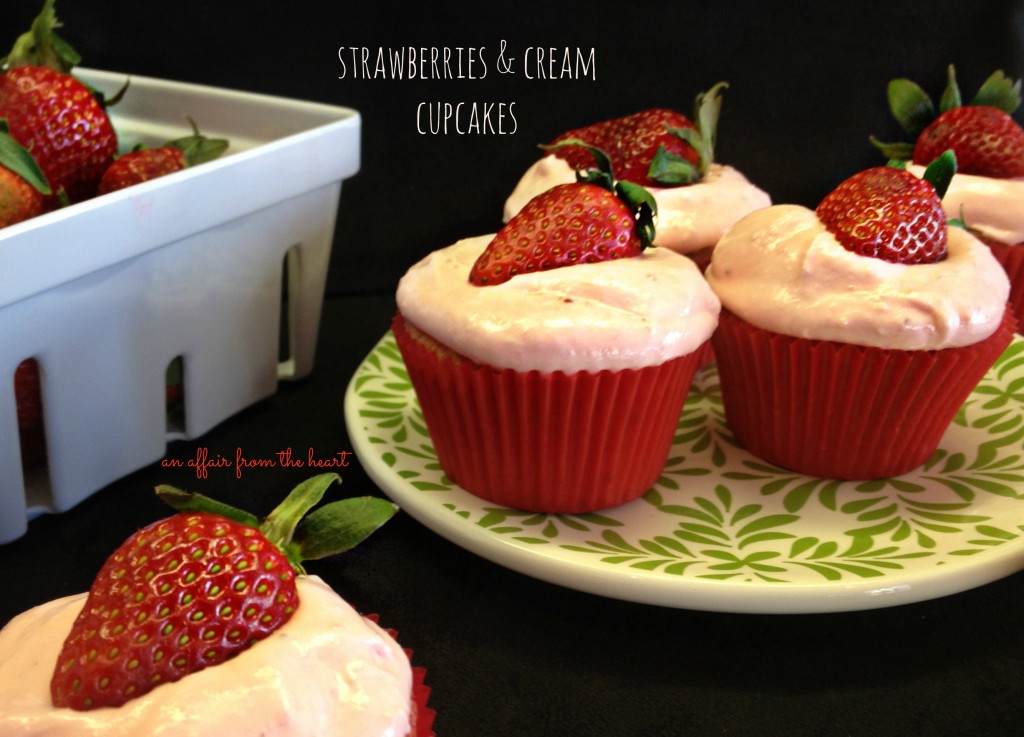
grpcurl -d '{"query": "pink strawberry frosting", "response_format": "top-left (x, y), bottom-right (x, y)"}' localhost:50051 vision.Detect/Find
top-left (704, 204), bottom-right (1010, 350)
top-left (503, 155), bottom-right (771, 256)
top-left (0, 576), bottom-right (413, 737)
top-left (396, 235), bottom-right (720, 373)
top-left (907, 164), bottom-right (1024, 244)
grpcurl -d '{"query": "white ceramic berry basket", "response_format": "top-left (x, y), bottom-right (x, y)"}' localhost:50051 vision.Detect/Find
top-left (0, 68), bottom-right (360, 543)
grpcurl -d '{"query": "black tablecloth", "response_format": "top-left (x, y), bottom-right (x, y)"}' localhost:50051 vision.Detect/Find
top-left (5, 1), bottom-right (1024, 734)
top-left (4, 292), bottom-right (1024, 736)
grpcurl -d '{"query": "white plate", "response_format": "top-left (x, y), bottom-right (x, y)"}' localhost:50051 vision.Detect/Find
top-left (344, 332), bottom-right (1024, 614)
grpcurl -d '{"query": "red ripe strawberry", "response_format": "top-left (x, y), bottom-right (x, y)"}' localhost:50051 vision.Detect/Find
top-left (551, 109), bottom-right (699, 185)
top-left (0, 0), bottom-right (118, 204)
top-left (0, 118), bottom-right (50, 227)
top-left (50, 475), bottom-right (397, 711)
top-left (0, 165), bottom-right (43, 226)
top-left (470, 142), bottom-right (657, 286)
top-left (98, 123), bottom-right (229, 195)
top-left (98, 147), bottom-right (185, 195)
top-left (874, 65), bottom-right (1024, 178)
top-left (50, 512), bottom-right (298, 710)
top-left (546, 82), bottom-right (728, 187)
top-left (913, 105), bottom-right (1024, 177)
top-left (0, 65), bottom-right (117, 203)
top-left (14, 358), bottom-right (46, 466)
top-left (816, 157), bottom-right (953, 265)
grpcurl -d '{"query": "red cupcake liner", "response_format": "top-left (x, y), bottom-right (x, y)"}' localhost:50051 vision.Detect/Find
top-left (710, 306), bottom-right (1016, 480)
top-left (366, 613), bottom-right (435, 737)
top-left (985, 240), bottom-right (1024, 333)
top-left (392, 313), bottom-right (705, 513)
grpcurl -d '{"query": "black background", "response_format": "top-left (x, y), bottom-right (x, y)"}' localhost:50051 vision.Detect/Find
top-left (12, 0), bottom-right (1024, 295)
top-left (4, 1), bottom-right (1024, 736)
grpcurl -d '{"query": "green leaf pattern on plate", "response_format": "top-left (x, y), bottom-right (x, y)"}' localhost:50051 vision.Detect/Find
top-left (351, 333), bottom-right (1024, 585)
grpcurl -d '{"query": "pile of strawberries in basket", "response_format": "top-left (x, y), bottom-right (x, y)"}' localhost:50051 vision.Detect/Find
top-left (6, 0), bottom-right (228, 468)
top-left (0, 0), bottom-right (228, 229)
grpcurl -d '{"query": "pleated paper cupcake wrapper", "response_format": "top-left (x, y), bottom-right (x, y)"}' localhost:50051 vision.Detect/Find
top-left (986, 240), bottom-right (1024, 332)
top-left (710, 306), bottom-right (1017, 480)
top-left (366, 613), bottom-right (435, 737)
top-left (392, 314), bottom-right (703, 513)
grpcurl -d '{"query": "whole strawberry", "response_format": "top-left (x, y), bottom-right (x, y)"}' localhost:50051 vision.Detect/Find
top-left (50, 474), bottom-right (397, 711)
top-left (0, 166), bottom-right (43, 226)
top-left (873, 65), bottom-right (1024, 178)
top-left (470, 142), bottom-right (657, 286)
top-left (14, 358), bottom-right (46, 466)
top-left (546, 82), bottom-right (727, 187)
top-left (0, 118), bottom-right (50, 227)
top-left (816, 152), bottom-right (956, 265)
top-left (98, 122), bottom-right (229, 195)
top-left (0, 0), bottom-right (118, 204)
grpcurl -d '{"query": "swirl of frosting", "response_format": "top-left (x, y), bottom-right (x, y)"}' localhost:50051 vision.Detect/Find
top-left (705, 204), bottom-right (1010, 350)
top-left (397, 235), bottom-right (720, 373)
top-left (0, 577), bottom-right (412, 737)
top-left (907, 164), bottom-right (1024, 244)
top-left (502, 155), bottom-right (771, 256)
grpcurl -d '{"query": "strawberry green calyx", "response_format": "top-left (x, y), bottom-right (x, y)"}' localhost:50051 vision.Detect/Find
top-left (648, 81), bottom-right (727, 186)
top-left (920, 148), bottom-right (957, 200)
top-left (156, 473), bottom-right (398, 575)
top-left (169, 117), bottom-right (230, 166)
top-left (543, 138), bottom-right (658, 249)
top-left (2, 0), bottom-right (79, 73)
top-left (871, 65), bottom-right (1023, 159)
top-left (0, 120), bottom-right (50, 195)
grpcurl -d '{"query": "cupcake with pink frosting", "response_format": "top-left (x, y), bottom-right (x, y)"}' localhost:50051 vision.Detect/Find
top-left (503, 83), bottom-right (770, 271)
top-left (874, 65), bottom-right (1024, 331)
top-left (705, 156), bottom-right (1015, 480)
top-left (0, 476), bottom-right (435, 737)
top-left (395, 149), bottom-right (719, 512)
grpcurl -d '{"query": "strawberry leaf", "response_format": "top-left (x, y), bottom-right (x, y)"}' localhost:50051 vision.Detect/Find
top-left (921, 149), bottom-right (957, 200)
top-left (887, 78), bottom-right (935, 136)
top-left (869, 135), bottom-right (915, 161)
top-left (169, 116), bottom-right (229, 167)
top-left (0, 120), bottom-right (51, 195)
top-left (971, 69), bottom-right (1022, 113)
top-left (293, 497), bottom-right (398, 561)
top-left (938, 64), bottom-right (963, 113)
top-left (647, 143), bottom-right (699, 185)
top-left (693, 81), bottom-right (726, 171)
top-left (155, 485), bottom-right (261, 528)
top-left (614, 179), bottom-right (657, 249)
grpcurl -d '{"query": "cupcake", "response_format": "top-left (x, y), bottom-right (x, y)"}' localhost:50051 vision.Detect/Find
top-left (874, 65), bottom-right (1024, 330)
top-left (395, 153), bottom-right (720, 512)
top-left (0, 475), bottom-right (434, 737)
top-left (502, 83), bottom-right (770, 270)
top-left (705, 157), bottom-right (1015, 480)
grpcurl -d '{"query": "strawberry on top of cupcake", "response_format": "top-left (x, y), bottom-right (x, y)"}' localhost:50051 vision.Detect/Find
top-left (705, 153), bottom-right (1014, 479)
top-left (0, 475), bottom-right (432, 737)
top-left (873, 65), bottom-right (1024, 242)
top-left (873, 65), bottom-right (1024, 328)
top-left (395, 144), bottom-right (719, 511)
top-left (502, 83), bottom-right (770, 269)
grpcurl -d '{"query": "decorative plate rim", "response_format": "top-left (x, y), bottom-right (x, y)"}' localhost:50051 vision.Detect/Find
top-left (344, 332), bottom-right (1024, 614)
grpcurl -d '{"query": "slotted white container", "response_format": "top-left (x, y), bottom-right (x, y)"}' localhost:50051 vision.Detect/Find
top-left (0, 69), bottom-right (361, 543)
